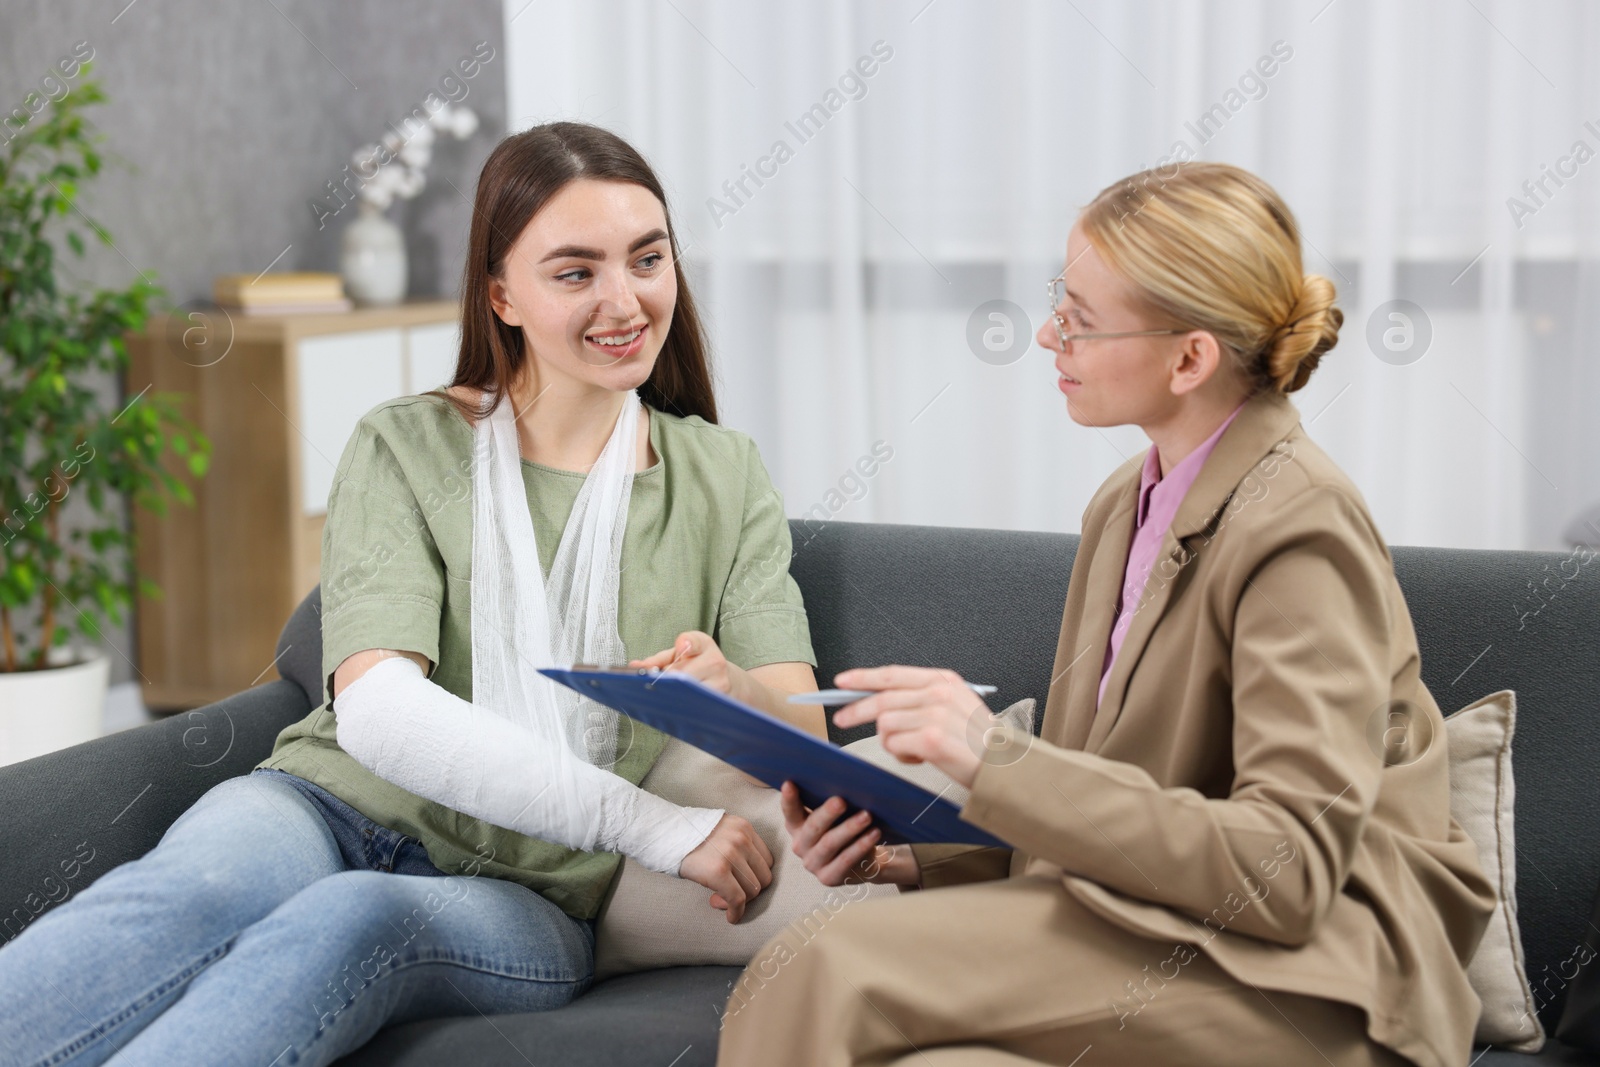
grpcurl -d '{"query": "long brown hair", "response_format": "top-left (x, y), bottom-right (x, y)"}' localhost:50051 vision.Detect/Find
top-left (427, 122), bottom-right (718, 425)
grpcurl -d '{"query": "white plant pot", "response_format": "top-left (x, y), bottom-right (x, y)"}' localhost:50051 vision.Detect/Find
top-left (340, 201), bottom-right (407, 307)
top-left (0, 648), bottom-right (110, 768)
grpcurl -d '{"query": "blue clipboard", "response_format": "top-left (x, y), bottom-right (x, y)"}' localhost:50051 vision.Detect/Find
top-left (538, 667), bottom-right (1006, 849)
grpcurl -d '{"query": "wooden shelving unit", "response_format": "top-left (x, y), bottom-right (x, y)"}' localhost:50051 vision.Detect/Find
top-left (124, 299), bottom-right (461, 710)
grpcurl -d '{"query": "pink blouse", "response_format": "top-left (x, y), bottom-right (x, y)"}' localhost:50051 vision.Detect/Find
top-left (1097, 399), bottom-right (1249, 710)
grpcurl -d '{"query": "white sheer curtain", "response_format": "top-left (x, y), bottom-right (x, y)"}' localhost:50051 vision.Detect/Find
top-left (504, 0), bottom-right (1600, 551)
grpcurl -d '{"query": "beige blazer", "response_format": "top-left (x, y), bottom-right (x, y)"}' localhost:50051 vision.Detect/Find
top-left (914, 387), bottom-right (1497, 1067)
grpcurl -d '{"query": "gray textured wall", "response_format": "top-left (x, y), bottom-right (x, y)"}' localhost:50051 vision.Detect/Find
top-left (1, 1), bottom-right (506, 687)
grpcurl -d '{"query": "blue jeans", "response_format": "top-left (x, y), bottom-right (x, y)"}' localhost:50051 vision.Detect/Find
top-left (0, 768), bottom-right (596, 1066)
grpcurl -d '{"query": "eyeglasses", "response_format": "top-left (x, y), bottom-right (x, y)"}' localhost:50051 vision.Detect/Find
top-left (1046, 274), bottom-right (1186, 349)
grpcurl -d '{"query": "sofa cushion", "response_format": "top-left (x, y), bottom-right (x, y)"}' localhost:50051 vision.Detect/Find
top-left (0, 679), bottom-right (310, 946)
top-left (275, 584), bottom-right (326, 709)
top-left (334, 965), bottom-right (744, 1067)
top-left (787, 521), bottom-right (1073, 749)
top-left (1554, 874), bottom-right (1600, 1053)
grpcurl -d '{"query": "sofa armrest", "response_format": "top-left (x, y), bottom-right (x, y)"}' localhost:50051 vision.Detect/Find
top-left (0, 677), bottom-right (309, 946)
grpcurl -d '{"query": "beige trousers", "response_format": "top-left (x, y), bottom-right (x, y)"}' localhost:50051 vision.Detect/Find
top-left (713, 875), bottom-right (1413, 1067)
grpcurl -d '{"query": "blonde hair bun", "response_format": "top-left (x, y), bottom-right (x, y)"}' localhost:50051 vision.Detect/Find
top-left (1266, 274), bottom-right (1343, 393)
top-left (1081, 162), bottom-right (1341, 394)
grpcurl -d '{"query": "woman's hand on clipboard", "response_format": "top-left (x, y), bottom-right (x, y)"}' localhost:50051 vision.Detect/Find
top-left (778, 782), bottom-right (923, 889)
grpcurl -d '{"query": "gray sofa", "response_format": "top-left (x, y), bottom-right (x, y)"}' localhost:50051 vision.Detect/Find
top-left (2, 520), bottom-right (1597, 1065)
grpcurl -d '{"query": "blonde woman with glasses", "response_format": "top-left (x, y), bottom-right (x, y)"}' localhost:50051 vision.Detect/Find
top-left (718, 163), bottom-right (1496, 1067)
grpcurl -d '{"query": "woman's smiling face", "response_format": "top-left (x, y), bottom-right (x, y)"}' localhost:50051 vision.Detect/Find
top-left (1037, 221), bottom-right (1188, 429)
top-left (487, 177), bottom-right (677, 395)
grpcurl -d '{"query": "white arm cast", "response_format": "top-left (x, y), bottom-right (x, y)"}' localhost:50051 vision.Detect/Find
top-left (333, 655), bottom-right (722, 875)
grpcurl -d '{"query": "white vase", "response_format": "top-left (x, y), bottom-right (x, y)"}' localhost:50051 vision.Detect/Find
top-left (0, 648), bottom-right (109, 767)
top-left (341, 201), bottom-right (407, 307)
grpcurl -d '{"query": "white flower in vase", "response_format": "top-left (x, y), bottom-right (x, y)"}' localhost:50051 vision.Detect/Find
top-left (339, 103), bottom-right (478, 307)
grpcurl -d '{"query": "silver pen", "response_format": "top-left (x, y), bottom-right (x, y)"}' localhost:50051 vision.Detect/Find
top-left (788, 684), bottom-right (997, 706)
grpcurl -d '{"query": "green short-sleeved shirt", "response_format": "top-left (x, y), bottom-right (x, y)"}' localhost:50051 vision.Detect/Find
top-left (258, 392), bottom-right (816, 919)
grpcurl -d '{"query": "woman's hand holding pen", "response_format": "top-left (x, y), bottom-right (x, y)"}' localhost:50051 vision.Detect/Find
top-left (830, 666), bottom-right (989, 788)
top-left (781, 664), bottom-right (994, 889)
top-left (629, 631), bottom-right (828, 739)
top-left (630, 630), bottom-right (734, 693)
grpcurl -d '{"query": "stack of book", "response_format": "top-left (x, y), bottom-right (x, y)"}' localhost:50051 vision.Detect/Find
top-left (212, 272), bottom-right (352, 316)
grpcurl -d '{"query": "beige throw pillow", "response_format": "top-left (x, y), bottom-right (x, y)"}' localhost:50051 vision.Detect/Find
top-left (1446, 689), bottom-right (1544, 1051)
top-left (592, 737), bottom-right (899, 980)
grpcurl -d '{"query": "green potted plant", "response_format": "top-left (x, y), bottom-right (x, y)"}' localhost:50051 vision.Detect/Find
top-left (0, 69), bottom-right (210, 765)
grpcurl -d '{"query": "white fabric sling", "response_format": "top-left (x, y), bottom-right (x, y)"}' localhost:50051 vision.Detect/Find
top-left (471, 384), bottom-right (637, 816)
top-left (335, 387), bottom-right (722, 874)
